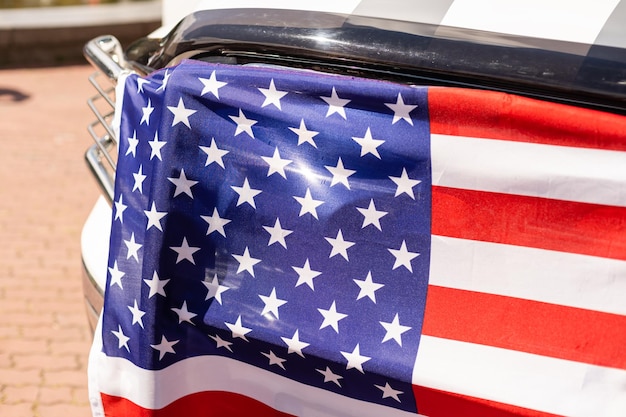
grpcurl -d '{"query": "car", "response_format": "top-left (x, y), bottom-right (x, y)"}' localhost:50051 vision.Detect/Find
top-left (81, 2), bottom-right (626, 417)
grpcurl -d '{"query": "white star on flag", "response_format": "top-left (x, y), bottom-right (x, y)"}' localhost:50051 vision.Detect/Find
top-left (318, 301), bottom-right (347, 333)
top-left (340, 344), bottom-right (371, 374)
top-left (292, 259), bottom-right (322, 290)
top-left (114, 194), bottom-right (127, 223)
top-left (259, 79), bottom-right (288, 109)
top-left (389, 167), bottom-right (421, 199)
top-left (357, 199), bottom-right (388, 231)
top-left (108, 260), bottom-right (125, 289)
top-left (125, 131), bottom-right (139, 157)
top-left (106, 62), bottom-right (440, 413)
top-left (325, 157), bottom-right (356, 189)
top-left (156, 69), bottom-right (170, 92)
top-left (229, 109), bottom-right (257, 138)
top-left (124, 232), bottom-right (142, 262)
top-left (168, 97), bottom-right (197, 128)
top-left (352, 127), bottom-right (385, 159)
top-left (321, 87), bottom-right (350, 119)
top-left (385, 92), bottom-right (418, 125)
top-left (375, 382), bottom-right (404, 402)
top-left (202, 274), bottom-right (229, 304)
top-left (388, 240), bottom-right (419, 272)
top-left (171, 301), bottom-right (197, 325)
top-left (259, 287), bottom-right (288, 319)
top-left (111, 325), bottom-right (130, 352)
top-left (170, 237), bottom-right (201, 265)
top-left (136, 78), bottom-right (150, 93)
top-left (132, 165), bottom-right (147, 193)
top-left (199, 71), bottom-right (227, 98)
top-left (150, 335), bottom-right (178, 360)
top-left (294, 188), bottom-right (324, 219)
top-left (140, 99), bottom-right (154, 125)
top-left (263, 218), bottom-right (293, 248)
top-left (144, 202), bottom-right (167, 231)
top-left (225, 315), bottom-right (252, 341)
top-left (148, 132), bottom-right (166, 161)
top-left (353, 271), bottom-right (384, 303)
top-left (380, 313), bottom-right (412, 346)
top-left (200, 208), bottom-right (231, 237)
top-left (288, 119), bottom-right (319, 148)
top-left (231, 177), bottom-right (262, 208)
top-left (262, 350), bottom-right (287, 370)
top-left (167, 169), bottom-right (198, 198)
top-left (127, 300), bottom-right (145, 328)
top-left (317, 366), bottom-right (343, 387)
top-left (325, 229), bottom-right (355, 261)
top-left (232, 247), bottom-right (261, 277)
top-left (209, 334), bottom-right (233, 352)
top-left (261, 147), bottom-right (292, 178)
top-left (281, 330), bottom-right (310, 358)
top-left (143, 271), bottom-right (169, 298)
top-left (199, 138), bottom-right (229, 168)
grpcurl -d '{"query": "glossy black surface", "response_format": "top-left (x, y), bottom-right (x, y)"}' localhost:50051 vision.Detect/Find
top-left (129, 8), bottom-right (626, 114)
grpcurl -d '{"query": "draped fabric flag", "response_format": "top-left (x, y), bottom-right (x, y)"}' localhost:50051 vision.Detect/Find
top-left (88, 60), bottom-right (626, 417)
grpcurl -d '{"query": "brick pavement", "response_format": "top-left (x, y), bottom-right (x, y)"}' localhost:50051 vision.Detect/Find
top-left (0, 64), bottom-right (100, 417)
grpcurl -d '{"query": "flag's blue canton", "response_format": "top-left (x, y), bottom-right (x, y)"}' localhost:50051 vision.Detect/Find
top-left (103, 61), bottom-right (431, 412)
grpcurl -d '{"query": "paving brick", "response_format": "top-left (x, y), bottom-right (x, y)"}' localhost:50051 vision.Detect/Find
top-left (3, 287), bottom-right (72, 303)
top-left (48, 339), bottom-right (91, 356)
top-left (3, 385), bottom-right (39, 404)
top-left (2, 338), bottom-right (48, 355)
top-left (0, 403), bottom-right (34, 417)
top-left (53, 311), bottom-right (91, 327)
top-left (13, 354), bottom-right (78, 372)
top-left (31, 276), bottom-right (82, 292)
top-left (0, 275), bottom-right (31, 290)
top-left (0, 353), bottom-right (12, 367)
top-left (33, 299), bottom-right (86, 315)
top-left (43, 369), bottom-right (87, 388)
top-left (0, 325), bottom-right (20, 339)
top-left (0, 369), bottom-right (42, 386)
top-left (37, 403), bottom-right (93, 417)
top-left (38, 386), bottom-right (74, 405)
top-left (2, 312), bottom-right (56, 327)
top-left (21, 325), bottom-right (86, 342)
top-left (0, 65), bottom-right (96, 416)
top-left (0, 299), bottom-right (36, 315)
top-left (72, 386), bottom-right (90, 405)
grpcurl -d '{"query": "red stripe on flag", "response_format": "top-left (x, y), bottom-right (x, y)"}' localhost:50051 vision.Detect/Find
top-left (428, 87), bottom-right (626, 151)
top-left (413, 385), bottom-right (564, 417)
top-left (101, 391), bottom-right (295, 417)
top-left (432, 186), bottom-right (626, 260)
top-left (422, 285), bottom-right (626, 369)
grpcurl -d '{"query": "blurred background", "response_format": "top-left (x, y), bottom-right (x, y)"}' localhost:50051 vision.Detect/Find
top-left (1, 0), bottom-right (148, 7)
top-left (0, 0), bottom-right (149, 8)
top-left (0, 0), bottom-right (160, 67)
top-left (0, 1), bottom-right (161, 416)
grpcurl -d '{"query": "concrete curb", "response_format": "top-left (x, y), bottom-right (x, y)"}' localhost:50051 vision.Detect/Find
top-left (0, 1), bottom-right (162, 68)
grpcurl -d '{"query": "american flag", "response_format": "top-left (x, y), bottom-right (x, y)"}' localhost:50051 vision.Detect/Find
top-left (88, 60), bottom-right (626, 417)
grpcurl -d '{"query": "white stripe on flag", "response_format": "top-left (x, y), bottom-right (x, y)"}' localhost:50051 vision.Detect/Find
top-left (94, 352), bottom-right (422, 416)
top-left (412, 335), bottom-right (626, 417)
top-left (438, 0), bottom-right (621, 44)
top-left (430, 235), bottom-right (626, 315)
top-left (431, 133), bottom-right (626, 207)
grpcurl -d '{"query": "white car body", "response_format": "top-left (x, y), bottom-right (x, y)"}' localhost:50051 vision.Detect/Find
top-left (80, 0), bottom-right (626, 328)
top-left (80, 1), bottom-right (626, 416)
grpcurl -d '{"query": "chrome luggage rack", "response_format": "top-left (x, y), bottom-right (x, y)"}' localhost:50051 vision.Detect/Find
top-left (84, 35), bottom-right (132, 203)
